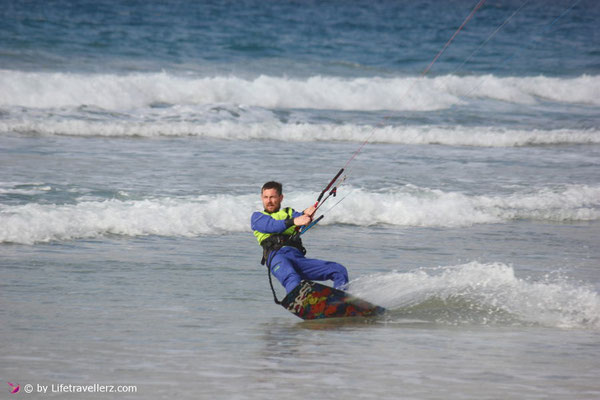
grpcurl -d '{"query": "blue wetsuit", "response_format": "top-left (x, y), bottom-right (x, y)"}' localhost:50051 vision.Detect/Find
top-left (251, 210), bottom-right (349, 293)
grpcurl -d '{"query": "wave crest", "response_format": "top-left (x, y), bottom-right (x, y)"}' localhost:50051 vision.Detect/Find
top-left (2, 70), bottom-right (599, 111)
top-left (2, 119), bottom-right (598, 147)
top-left (349, 262), bottom-right (600, 329)
top-left (1, 184), bottom-right (598, 244)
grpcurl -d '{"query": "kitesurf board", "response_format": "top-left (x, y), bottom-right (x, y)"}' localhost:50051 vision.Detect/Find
top-left (280, 280), bottom-right (385, 320)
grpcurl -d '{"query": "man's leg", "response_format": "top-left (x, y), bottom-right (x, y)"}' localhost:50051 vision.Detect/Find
top-left (268, 249), bottom-right (302, 293)
top-left (292, 253), bottom-right (349, 289)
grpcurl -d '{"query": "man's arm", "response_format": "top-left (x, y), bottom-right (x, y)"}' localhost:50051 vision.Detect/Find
top-left (251, 210), bottom-right (312, 233)
top-left (251, 212), bottom-right (293, 233)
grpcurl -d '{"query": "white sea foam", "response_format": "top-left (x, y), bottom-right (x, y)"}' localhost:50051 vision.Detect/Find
top-left (323, 184), bottom-right (600, 227)
top-left (0, 195), bottom-right (253, 245)
top-left (1, 70), bottom-right (599, 111)
top-left (0, 182), bottom-right (52, 196)
top-left (435, 74), bottom-right (600, 106)
top-left (349, 262), bottom-right (600, 329)
top-left (1, 185), bottom-right (598, 244)
top-left (3, 69), bottom-right (598, 146)
top-left (2, 118), bottom-right (599, 147)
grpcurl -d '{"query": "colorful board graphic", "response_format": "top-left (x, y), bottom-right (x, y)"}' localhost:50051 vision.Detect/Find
top-left (280, 280), bottom-right (386, 320)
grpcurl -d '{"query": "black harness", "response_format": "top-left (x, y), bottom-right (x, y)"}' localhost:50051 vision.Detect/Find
top-left (260, 233), bottom-right (305, 265)
top-left (261, 233), bottom-right (306, 304)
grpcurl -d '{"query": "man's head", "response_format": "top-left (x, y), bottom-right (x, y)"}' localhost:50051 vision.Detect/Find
top-left (261, 181), bottom-right (283, 213)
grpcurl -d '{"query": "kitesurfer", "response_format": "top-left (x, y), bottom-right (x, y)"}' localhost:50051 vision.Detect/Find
top-left (251, 181), bottom-right (349, 293)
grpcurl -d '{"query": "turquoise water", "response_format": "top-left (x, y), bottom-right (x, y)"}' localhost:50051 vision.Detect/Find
top-left (2, 0), bottom-right (600, 399)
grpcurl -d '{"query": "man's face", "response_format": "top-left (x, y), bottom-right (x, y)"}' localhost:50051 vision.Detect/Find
top-left (262, 188), bottom-right (283, 213)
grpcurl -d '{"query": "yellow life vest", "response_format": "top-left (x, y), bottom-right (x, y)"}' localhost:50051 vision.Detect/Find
top-left (253, 207), bottom-right (296, 245)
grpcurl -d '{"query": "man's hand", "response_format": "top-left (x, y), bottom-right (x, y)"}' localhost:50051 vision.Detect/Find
top-left (303, 205), bottom-right (316, 217)
top-left (293, 214), bottom-right (312, 226)
top-left (294, 205), bottom-right (317, 226)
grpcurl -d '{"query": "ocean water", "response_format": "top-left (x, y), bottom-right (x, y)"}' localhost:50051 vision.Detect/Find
top-left (1, 0), bottom-right (599, 399)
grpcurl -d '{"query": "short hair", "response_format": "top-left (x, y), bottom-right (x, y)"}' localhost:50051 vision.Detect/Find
top-left (262, 181), bottom-right (283, 195)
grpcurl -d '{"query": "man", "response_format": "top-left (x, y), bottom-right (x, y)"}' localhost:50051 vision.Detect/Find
top-left (251, 181), bottom-right (349, 294)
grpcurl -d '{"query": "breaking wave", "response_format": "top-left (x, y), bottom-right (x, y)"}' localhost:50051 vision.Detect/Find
top-left (349, 262), bottom-right (600, 329)
top-left (1, 70), bottom-right (599, 111)
top-left (1, 184), bottom-right (598, 244)
top-left (2, 118), bottom-right (599, 147)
